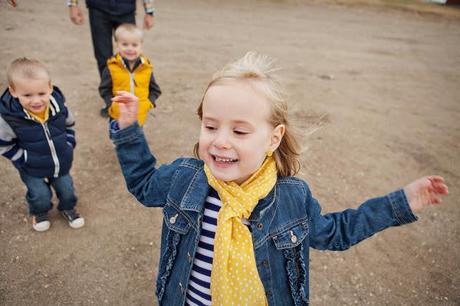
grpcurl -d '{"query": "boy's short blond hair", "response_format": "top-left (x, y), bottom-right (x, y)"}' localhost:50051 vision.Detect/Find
top-left (114, 23), bottom-right (144, 42)
top-left (7, 57), bottom-right (50, 89)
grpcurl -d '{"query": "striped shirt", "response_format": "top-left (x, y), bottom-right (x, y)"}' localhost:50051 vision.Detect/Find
top-left (185, 189), bottom-right (221, 306)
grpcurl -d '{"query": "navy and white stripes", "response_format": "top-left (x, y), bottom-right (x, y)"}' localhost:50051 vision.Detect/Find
top-left (185, 190), bottom-right (222, 306)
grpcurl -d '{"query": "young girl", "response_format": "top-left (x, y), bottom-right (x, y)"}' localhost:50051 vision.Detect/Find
top-left (110, 52), bottom-right (448, 306)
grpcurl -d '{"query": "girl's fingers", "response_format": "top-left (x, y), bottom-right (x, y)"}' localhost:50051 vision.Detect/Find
top-left (432, 182), bottom-right (449, 195)
top-left (428, 176), bottom-right (445, 183)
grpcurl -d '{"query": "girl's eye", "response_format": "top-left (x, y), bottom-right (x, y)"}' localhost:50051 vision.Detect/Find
top-left (234, 130), bottom-right (249, 135)
top-left (205, 125), bottom-right (216, 131)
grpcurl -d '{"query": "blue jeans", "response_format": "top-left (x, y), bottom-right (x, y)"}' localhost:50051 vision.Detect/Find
top-left (88, 7), bottom-right (135, 78)
top-left (19, 172), bottom-right (78, 216)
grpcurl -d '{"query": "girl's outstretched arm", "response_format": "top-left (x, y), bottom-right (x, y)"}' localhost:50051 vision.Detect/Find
top-left (111, 91), bottom-right (180, 207)
top-left (404, 176), bottom-right (449, 212)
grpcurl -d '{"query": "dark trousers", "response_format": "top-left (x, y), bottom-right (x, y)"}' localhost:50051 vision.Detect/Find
top-left (88, 8), bottom-right (136, 79)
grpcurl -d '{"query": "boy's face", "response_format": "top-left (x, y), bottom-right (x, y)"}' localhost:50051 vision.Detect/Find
top-left (9, 77), bottom-right (52, 114)
top-left (198, 80), bottom-right (284, 184)
top-left (116, 34), bottom-right (143, 62)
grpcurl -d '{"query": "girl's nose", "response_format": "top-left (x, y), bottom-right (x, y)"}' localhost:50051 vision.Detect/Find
top-left (213, 131), bottom-right (231, 149)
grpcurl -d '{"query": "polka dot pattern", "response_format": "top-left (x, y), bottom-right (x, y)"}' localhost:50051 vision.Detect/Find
top-left (204, 157), bottom-right (277, 305)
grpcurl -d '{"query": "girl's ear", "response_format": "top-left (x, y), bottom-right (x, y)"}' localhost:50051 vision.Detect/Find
top-left (269, 124), bottom-right (285, 152)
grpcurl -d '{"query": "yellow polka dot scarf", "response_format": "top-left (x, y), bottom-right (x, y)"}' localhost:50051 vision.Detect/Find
top-left (204, 156), bottom-right (277, 305)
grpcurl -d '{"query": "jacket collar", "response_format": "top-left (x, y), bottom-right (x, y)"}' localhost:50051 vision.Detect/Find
top-left (0, 87), bottom-right (61, 120)
top-left (113, 53), bottom-right (149, 72)
top-left (178, 162), bottom-right (210, 213)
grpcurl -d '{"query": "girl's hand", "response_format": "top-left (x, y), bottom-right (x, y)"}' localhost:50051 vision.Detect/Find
top-left (112, 91), bottom-right (138, 129)
top-left (404, 176), bottom-right (449, 212)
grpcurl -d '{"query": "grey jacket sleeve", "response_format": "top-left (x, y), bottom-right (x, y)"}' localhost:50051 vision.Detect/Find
top-left (0, 115), bottom-right (24, 166)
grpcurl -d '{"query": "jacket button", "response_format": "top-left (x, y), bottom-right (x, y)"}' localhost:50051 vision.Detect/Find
top-left (266, 289), bottom-right (272, 297)
top-left (187, 252), bottom-right (192, 263)
top-left (179, 282), bottom-right (184, 293)
top-left (169, 214), bottom-right (178, 224)
top-left (257, 223), bottom-right (263, 230)
top-left (290, 230), bottom-right (298, 243)
top-left (262, 260), bottom-right (269, 268)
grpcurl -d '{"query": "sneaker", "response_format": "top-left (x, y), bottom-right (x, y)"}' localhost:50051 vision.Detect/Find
top-left (60, 209), bottom-right (85, 229)
top-left (32, 213), bottom-right (50, 232)
top-left (100, 106), bottom-right (109, 118)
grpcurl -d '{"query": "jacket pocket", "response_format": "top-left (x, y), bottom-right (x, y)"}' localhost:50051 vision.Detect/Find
top-left (156, 204), bottom-right (192, 302)
top-left (272, 221), bottom-right (309, 306)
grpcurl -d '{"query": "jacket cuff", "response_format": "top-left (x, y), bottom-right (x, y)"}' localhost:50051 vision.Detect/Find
top-left (111, 122), bottom-right (142, 146)
top-left (388, 189), bottom-right (418, 225)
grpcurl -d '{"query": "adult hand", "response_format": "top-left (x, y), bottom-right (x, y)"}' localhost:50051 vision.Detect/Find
top-left (7, 0), bottom-right (17, 7)
top-left (112, 91), bottom-right (139, 129)
top-left (143, 14), bottom-right (155, 30)
top-left (69, 6), bottom-right (84, 25)
top-left (404, 176), bottom-right (448, 212)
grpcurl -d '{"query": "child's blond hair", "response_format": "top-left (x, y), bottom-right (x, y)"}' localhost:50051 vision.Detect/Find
top-left (195, 52), bottom-right (301, 177)
top-left (114, 23), bottom-right (144, 42)
top-left (7, 57), bottom-right (50, 89)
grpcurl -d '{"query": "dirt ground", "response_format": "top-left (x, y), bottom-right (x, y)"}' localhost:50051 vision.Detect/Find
top-left (0, 0), bottom-right (459, 305)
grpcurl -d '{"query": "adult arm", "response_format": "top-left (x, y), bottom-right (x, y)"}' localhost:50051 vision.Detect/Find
top-left (67, 0), bottom-right (84, 25)
top-left (143, 0), bottom-right (155, 30)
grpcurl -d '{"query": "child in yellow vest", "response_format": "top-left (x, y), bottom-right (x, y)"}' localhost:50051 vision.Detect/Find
top-left (99, 23), bottom-right (161, 125)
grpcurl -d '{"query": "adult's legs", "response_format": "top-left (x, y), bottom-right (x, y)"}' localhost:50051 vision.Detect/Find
top-left (88, 8), bottom-right (114, 79)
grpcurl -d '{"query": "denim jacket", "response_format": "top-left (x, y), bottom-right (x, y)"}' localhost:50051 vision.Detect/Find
top-left (112, 124), bottom-right (418, 306)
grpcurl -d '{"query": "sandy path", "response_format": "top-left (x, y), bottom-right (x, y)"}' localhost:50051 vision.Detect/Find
top-left (0, 0), bottom-right (459, 305)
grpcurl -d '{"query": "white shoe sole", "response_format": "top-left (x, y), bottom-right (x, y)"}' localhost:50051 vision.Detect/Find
top-left (69, 217), bottom-right (85, 229)
top-left (33, 221), bottom-right (50, 232)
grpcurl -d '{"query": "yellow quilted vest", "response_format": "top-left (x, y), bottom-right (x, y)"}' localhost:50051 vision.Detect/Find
top-left (107, 53), bottom-right (154, 125)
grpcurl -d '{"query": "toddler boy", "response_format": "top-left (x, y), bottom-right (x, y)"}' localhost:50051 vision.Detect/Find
top-left (99, 23), bottom-right (161, 125)
top-left (0, 58), bottom-right (84, 232)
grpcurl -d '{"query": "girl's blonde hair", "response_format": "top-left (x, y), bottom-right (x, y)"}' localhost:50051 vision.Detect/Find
top-left (7, 57), bottom-right (50, 89)
top-left (194, 51), bottom-right (300, 177)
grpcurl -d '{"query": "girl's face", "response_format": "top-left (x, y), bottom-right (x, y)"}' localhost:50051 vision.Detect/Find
top-left (198, 80), bottom-right (284, 184)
